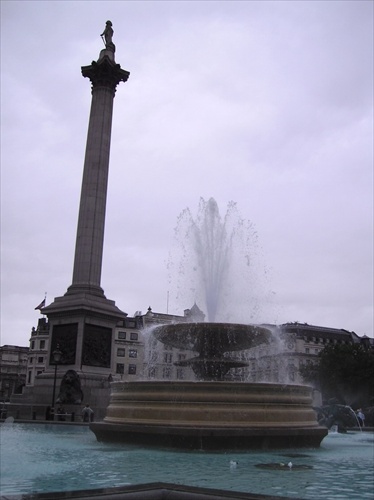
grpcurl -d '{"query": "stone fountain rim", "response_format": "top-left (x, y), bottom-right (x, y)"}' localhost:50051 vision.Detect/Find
top-left (110, 380), bottom-right (314, 390)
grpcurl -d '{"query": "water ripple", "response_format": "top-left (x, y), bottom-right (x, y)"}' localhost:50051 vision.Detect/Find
top-left (1, 424), bottom-right (373, 499)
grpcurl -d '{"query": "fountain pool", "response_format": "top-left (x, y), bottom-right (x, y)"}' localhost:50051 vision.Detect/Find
top-left (1, 423), bottom-right (373, 499)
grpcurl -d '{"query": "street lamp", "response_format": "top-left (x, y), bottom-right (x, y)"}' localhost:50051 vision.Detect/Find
top-left (51, 345), bottom-right (63, 419)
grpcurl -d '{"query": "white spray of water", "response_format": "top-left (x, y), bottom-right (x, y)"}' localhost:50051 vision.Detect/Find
top-left (167, 197), bottom-right (276, 324)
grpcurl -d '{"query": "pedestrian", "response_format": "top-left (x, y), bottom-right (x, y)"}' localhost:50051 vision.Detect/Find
top-left (57, 406), bottom-right (66, 421)
top-left (356, 408), bottom-right (365, 427)
top-left (82, 404), bottom-right (94, 422)
top-left (45, 406), bottom-right (53, 421)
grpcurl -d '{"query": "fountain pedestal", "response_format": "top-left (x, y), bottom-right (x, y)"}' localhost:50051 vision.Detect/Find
top-left (91, 381), bottom-right (327, 449)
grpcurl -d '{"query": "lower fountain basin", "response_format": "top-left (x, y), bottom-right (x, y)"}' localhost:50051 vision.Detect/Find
top-left (90, 381), bottom-right (327, 450)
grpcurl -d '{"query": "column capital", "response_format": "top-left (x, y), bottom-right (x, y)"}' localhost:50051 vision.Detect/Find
top-left (81, 56), bottom-right (130, 94)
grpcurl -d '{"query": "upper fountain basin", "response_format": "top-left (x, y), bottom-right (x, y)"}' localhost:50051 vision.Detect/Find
top-left (152, 322), bottom-right (272, 355)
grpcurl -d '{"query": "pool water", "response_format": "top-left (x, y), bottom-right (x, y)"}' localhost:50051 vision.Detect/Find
top-left (0, 423), bottom-right (373, 499)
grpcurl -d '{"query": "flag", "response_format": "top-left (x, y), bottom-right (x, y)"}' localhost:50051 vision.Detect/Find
top-left (35, 298), bottom-right (46, 310)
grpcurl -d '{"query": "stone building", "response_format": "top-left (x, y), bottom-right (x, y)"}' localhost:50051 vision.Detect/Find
top-left (229, 322), bottom-right (373, 386)
top-left (112, 315), bottom-right (144, 380)
top-left (0, 345), bottom-right (29, 401)
top-left (112, 305), bottom-right (204, 382)
top-left (25, 318), bottom-right (50, 387)
top-left (4, 313), bottom-right (372, 416)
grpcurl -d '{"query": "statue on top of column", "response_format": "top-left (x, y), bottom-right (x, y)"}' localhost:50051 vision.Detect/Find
top-left (101, 20), bottom-right (114, 48)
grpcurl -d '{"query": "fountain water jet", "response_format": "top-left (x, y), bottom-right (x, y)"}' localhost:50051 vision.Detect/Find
top-left (91, 198), bottom-right (327, 449)
top-left (168, 197), bottom-right (270, 324)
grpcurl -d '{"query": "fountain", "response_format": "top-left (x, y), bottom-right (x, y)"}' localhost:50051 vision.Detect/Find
top-left (91, 198), bottom-right (327, 449)
top-left (153, 322), bottom-right (272, 380)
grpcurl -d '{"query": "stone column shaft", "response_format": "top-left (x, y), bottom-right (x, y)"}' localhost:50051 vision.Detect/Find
top-left (71, 85), bottom-right (114, 292)
top-left (66, 53), bottom-right (129, 297)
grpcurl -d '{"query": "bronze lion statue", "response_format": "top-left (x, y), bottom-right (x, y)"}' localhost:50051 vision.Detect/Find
top-left (56, 370), bottom-right (84, 405)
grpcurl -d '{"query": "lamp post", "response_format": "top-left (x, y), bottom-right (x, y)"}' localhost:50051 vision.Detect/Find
top-left (51, 345), bottom-right (62, 419)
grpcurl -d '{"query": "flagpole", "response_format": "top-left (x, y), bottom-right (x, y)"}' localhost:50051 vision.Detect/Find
top-left (35, 295), bottom-right (47, 313)
top-left (43, 292), bottom-right (47, 315)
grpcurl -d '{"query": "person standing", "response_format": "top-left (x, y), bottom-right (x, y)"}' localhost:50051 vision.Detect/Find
top-left (356, 408), bottom-right (365, 427)
top-left (82, 404), bottom-right (94, 422)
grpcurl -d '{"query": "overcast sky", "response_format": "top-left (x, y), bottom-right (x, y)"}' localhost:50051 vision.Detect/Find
top-left (1, 0), bottom-right (373, 347)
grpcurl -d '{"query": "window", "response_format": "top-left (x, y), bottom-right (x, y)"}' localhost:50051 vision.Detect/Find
top-left (164, 353), bottom-right (172, 363)
top-left (163, 366), bottom-right (171, 379)
top-left (29, 357), bottom-right (34, 364)
top-left (118, 331), bottom-right (126, 340)
top-left (315, 349), bottom-right (319, 354)
top-left (176, 368), bottom-right (184, 380)
top-left (148, 351), bottom-right (158, 363)
top-left (128, 364), bottom-right (136, 375)
top-left (37, 356), bottom-right (44, 363)
top-left (178, 354), bottom-right (186, 361)
top-left (305, 348), bottom-right (310, 354)
top-left (31, 341), bottom-right (35, 350)
top-left (36, 370), bottom-right (43, 376)
top-left (148, 367), bottom-right (156, 378)
top-left (28, 371), bottom-right (32, 383)
top-left (40, 340), bottom-right (45, 349)
top-left (130, 332), bottom-right (138, 341)
top-left (117, 348), bottom-right (125, 357)
top-left (116, 363), bottom-right (124, 374)
top-left (129, 349), bottom-right (137, 358)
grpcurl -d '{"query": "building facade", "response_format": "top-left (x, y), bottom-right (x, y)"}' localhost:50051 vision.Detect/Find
top-left (229, 323), bottom-right (374, 386)
top-left (3, 314), bottom-right (372, 409)
top-left (0, 345), bottom-right (29, 401)
top-left (26, 318), bottom-right (50, 387)
top-left (113, 315), bottom-right (144, 380)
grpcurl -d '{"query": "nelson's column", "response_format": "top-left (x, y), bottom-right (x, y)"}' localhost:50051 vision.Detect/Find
top-left (35, 22), bottom-right (129, 407)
